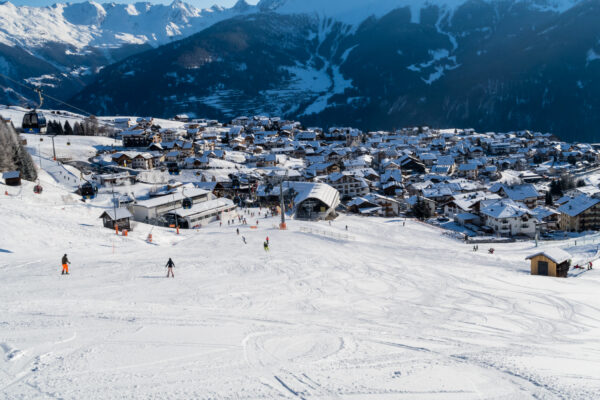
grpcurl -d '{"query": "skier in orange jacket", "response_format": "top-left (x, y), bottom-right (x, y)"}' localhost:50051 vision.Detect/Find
top-left (61, 254), bottom-right (71, 275)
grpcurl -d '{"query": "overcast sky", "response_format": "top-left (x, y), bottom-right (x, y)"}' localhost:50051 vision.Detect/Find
top-left (9, 0), bottom-right (259, 8)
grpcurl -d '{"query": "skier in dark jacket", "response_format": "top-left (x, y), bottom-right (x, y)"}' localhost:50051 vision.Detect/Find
top-left (61, 254), bottom-right (71, 275)
top-left (263, 241), bottom-right (269, 252)
top-left (166, 258), bottom-right (175, 278)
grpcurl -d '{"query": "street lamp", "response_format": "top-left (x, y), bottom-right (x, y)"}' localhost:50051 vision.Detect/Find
top-left (172, 193), bottom-right (179, 234)
top-left (51, 135), bottom-right (57, 161)
top-left (279, 176), bottom-right (286, 230)
top-left (111, 181), bottom-right (118, 234)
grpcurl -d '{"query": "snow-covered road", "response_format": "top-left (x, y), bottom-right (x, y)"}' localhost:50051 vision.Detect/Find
top-left (1, 178), bottom-right (600, 399)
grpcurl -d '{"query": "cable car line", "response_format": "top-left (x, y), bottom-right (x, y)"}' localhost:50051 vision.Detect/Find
top-left (0, 72), bottom-right (100, 118)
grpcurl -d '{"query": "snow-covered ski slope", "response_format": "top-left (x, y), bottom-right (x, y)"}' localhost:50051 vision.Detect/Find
top-left (1, 171), bottom-right (600, 398)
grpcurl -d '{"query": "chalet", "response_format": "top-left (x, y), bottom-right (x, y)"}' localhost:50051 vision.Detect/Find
top-left (265, 169), bottom-right (303, 184)
top-left (398, 155), bottom-right (427, 174)
top-left (443, 191), bottom-right (501, 219)
top-left (231, 141), bottom-right (247, 152)
top-left (160, 129), bottom-right (181, 142)
top-left (194, 181), bottom-right (225, 197)
top-left (111, 152), bottom-right (134, 167)
top-left (434, 156), bottom-right (456, 175)
top-left (558, 194), bottom-right (600, 232)
top-left (457, 163), bottom-right (478, 179)
top-left (381, 160), bottom-right (401, 171)
top-left (232, 116), bottom-right (249, 126)
top-left (491, 183), bottom-right (541, 209)
top-left (121, 131), bottom-right (151, 147)
top-left (406, 195), bottom-right (436, 216)
top-left (99, 208), bottom-right (133, 231)
top-left (203, 149), bottom-right (226, 160)
top-left (257, 154), bottom-right (278, 167)
top-left (161, 141), bottom-right (194, 156)
top-left (184, 157), bottom-right (209, 169)
top-left (531, 206), bottom-right (560, 231)
top-left (113, 117), bottom-right (134, 130)
top-left (380, 169), bottom-right (404, 196)
top-left (174, 114), bottom-right (190, 122)
top-left (306, 162), bottom-right (340, 177)
top-left (480, 199), bottom-right (537, 237)
top-left (347, 196), bottom-right (379, 215)
top-left (348, 193), bottom-right (402, 217)
top-left (419, 153), bottom-right (438, 167)
top-left (166, 151), bottom-right (183, 163)
top-left (326, 172), bottom-right (369, 200)
top-left (296, 131), bottom-right (317, 141)
top-left (421, 187), bottom-right (454, 204)
top-left (131, 153), bottom-right (154, 170)
top-left (488, 142), bottom-right (511, 155)
top-left (135, 117), bottom-right (154, 128)
top-left (95, 172), bottom-right (135, 186)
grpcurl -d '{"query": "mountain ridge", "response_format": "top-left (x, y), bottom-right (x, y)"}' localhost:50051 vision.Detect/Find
top-left (1, 0), bottom-right (599, 141)
top-left (69, 0), bottom-right (600, 141)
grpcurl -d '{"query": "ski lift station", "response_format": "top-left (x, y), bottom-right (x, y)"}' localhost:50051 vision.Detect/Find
top-left (163, 198), bottom-right (236, 229)
top-left (129, 186), bottom-right (235, 228)
top-left (130, 187), bottom-right (211, 222)
top-left (526, 248), bottom-right (572, 278)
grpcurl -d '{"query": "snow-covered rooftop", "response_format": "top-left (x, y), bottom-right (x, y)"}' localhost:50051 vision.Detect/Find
top-left (526, 248), bottom-right (571, 264)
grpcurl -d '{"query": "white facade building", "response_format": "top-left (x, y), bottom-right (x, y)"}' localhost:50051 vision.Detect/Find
top-left (480, 199), bottom-right (537, 237)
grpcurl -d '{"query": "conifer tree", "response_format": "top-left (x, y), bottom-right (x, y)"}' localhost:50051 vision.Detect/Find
top-left (64, 121), bottom-right (74, 136)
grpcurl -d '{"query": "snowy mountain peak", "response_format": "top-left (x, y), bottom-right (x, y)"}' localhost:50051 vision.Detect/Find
top-left (255, 0), bottom-right (584, 25)
top-left (232, 0), bottom-right (252, 12)
top-left (0, 0), bottom-right (256, 49)
top-left (61, 1), bottom-right (107, 26)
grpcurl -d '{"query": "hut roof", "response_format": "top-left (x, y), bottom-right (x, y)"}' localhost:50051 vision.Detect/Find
top-left (526, 248), bottom-right (571, 264)
top-left (100, 208), bottom-right (133, 221)
top-left (2, 171), bottom-right (20, 179)
top-left (134, 188), bottom-right (209, 209)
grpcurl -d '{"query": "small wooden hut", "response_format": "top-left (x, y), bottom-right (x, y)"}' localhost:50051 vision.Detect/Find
top-left (99, 208), bottom-right (133, 231)
top-left (526, 248), bottom-right (571, 277)
top-left (2, 171), bottom-right (21, 186)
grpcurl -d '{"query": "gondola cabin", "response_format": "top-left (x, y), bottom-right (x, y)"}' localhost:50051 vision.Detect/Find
top-left (99, 209), bottom-right (133, 231)
top-left (167, 163), bottom-right (180, 176)
top-left (526, 249), bottom-right (571, 278)
top-left (182, 197), bottom-right (193, 209)
top-left (80, 182), bottom-right (98, 199)
top-left (22, 111), bottom-right (47, 133)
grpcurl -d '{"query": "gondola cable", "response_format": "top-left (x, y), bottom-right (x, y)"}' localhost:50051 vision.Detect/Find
top-left (0, 72), bottom-right (111, 123)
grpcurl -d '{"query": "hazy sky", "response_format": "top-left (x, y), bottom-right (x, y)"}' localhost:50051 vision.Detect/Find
top-left (8, 0), bottom-right (259, 7)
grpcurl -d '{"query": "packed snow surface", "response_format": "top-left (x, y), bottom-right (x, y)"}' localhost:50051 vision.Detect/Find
top-left (1, 141), bottom-right (600, 398)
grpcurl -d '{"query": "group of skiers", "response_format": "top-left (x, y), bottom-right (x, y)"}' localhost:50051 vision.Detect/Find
top-left (60, 253), bottom-right (177, 278)
top-left (471, 245), bottom-right (494, 254)
top-left (573, 262), bottom-right (594, 270)
top-left (60, 226), bottom-right (275, 278)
